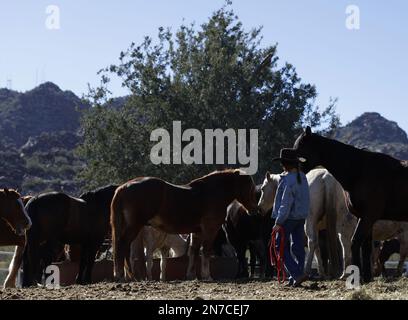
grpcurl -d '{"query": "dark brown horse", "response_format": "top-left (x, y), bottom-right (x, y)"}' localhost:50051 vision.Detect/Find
top-left (111, 169), bottom-right (258, 281)
top-left (293, 126), bottom-right (408, 283)
top-left (22, 186), bottom-right (118, 287)
top-left (215, 184), bottom-right (274, 279)
top-left (0, 195), bottom-right (32, 245)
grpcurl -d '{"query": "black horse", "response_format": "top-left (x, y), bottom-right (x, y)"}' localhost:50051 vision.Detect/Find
top-left (214, 185), bottom-right (274, 278)
top-left (22, 185), bottom-right (118, 286)
top-left (293, 127), bottom-right (408, 283)
top-left (79, 184), bottom-right (119, 246)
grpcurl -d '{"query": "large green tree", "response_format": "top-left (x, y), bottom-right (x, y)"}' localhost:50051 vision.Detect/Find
top-left (77, 3), bottom-right (338, 189)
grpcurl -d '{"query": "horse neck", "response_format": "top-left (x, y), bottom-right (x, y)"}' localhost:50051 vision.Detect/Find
top-left (315, 136), bottom-right (360, 191)
top-left (194, 174), bottom-right (240, 205)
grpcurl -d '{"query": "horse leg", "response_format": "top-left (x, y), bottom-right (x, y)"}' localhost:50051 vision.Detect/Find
top-left (362, 232), bottom-right (373, 283)
top-left (112, 228), bottom-right (126, 281)
top-left (352, 218), bottom-right (374, 283)
top-left (160, 248), bottom-right (169, 281)
top-left (4, 245), bottom-right (25, 288)
top-left (124, 230), bottom-right (141, 281)
top-left (83, 244), bottom-right (98, 284)
top-left (201, 235), bottom-right (217, 281)
top-left (249, 243), bottom-right (256, 278)
top-left (256, 241), bottom-right (266, 278)
top-left (146, 242), bottom-right (154, 281)
top-left (186, 233), bottom-right (201, 280)
top-left (339, 232), bottom-right (352, 279)
top-left (304, 222), bottom-right (316, 277)
top-left (76, 245), bottom-right (88, 285)
top-left (397, 238), bottom-right (408, 277)
top-left (22, 240), bottom-right (40, 287)
top-left (113, 224), bottom-right (142, 282)
top-left (235, 245), bottom-right (248, 278)
top-left (129, 230), bottom-right (145, 280)
top-left (142, 227), bottom-right (156, 281)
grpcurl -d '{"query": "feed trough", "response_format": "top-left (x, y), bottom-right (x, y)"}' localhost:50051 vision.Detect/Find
top-left (53, 259), bottom-right (114, 286)
top-left (132, 256), bottom-right (239, 281)
top-left (53, 256), bottom-right (238, 286)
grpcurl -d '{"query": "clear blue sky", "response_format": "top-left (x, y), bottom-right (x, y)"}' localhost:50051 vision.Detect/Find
top-left (1, 1), bottom-right (407, 130)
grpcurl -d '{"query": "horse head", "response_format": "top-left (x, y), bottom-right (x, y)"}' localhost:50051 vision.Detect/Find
top-left (293, 126), bottom-right (323, 173)
top-left (233, 170), bottom-right (258, 216)
top-left (258, 171), bottom-right (281, 215)
top-left (0, 188), bottom-right (32, 236)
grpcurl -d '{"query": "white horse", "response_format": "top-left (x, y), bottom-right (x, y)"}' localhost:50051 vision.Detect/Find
top-left (305, 168), bottom-right (353, 278)
top-left (130, 226), bottom-right (188, 281)
top-left (258, 168), bottom-right (408, 279)
top-left (257, 172), bottom-right (281, 215)
top-left (258, 170), bottom-right (346, 278)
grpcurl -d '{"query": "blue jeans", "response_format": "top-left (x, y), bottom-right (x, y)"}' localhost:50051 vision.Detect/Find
top-left (276, 219), bottom-right (306, 280)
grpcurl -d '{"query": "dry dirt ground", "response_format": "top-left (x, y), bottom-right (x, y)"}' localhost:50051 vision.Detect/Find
top-left (1, 278), bottom-right (408, 300)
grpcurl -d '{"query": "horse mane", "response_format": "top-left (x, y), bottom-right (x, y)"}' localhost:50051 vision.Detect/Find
top-left (189, 169), bottom-right (247, 186)
top-left (313, 133), bottom-right (403, 166)
top-left (80, 184), bottom-right (119, 199)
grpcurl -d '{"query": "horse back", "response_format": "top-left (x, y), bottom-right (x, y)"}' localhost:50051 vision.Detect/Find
top-left (115, 177), bottom-right (200, 233)
top-left (27, 192), bottom-right (88, 242)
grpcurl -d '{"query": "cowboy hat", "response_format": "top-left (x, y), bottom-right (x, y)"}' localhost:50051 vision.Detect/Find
top-left (272, 148), bottom-right (306, 163)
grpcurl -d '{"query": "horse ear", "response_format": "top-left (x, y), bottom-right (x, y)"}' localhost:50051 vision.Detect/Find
top-left (266, 171), bottom-right (271, 182)
top-left (305, 126), bottom-right (312, 136)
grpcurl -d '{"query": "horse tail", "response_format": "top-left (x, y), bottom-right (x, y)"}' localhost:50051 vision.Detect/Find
top-left (110, 187), bottom-right (126, 279)
top-left (324, 174), bottom-right (341, 279)
top-left (110, 188), bottom-right (123, 241)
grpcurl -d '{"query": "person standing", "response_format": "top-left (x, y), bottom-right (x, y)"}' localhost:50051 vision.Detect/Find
top-left (272, 148), bottom-right (310, 287)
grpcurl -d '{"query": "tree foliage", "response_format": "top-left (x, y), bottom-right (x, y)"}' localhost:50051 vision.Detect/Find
top-left (78, 3), bottom-right (338, 188)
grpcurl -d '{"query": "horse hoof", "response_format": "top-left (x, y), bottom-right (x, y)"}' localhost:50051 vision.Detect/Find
top-left (114, 276), bottom-right (127, 283)
top-left (3, 281), bottom-right (16, 289)
top-left (202, 277), bottom-right (213, 282)
top-left (186, 273), bottom-right (196, 281)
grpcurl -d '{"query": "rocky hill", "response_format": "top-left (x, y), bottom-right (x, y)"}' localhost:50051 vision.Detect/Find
top-left (334, 112), bottom-right (408, 160)
top-left (0, 82), bottom-right (89, 147)
top-left (0, 82), bottom-right (91, 195)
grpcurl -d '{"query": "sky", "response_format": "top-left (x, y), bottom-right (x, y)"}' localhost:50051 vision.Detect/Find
top-left (1, 0), bottom-right (407, 130)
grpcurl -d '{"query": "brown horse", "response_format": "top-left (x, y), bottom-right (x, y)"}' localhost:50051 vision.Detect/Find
top-left (0, 195), bottom-right (32, 245)
top-left (111, 169), bottom-right (258, 281)
top-left (0, 190), bottom-right (31, 239)
top-left (2, 196), bottom-right (32, 288)
top-left (293, 126), bottom-right (408, 283)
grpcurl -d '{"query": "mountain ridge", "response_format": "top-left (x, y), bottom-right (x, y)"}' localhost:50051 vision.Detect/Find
top-left (0, 82), bottom-right (407, 193)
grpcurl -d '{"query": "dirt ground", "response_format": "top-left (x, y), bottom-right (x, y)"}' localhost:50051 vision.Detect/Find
top-left (1, 277), bottom-right (408, 300)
